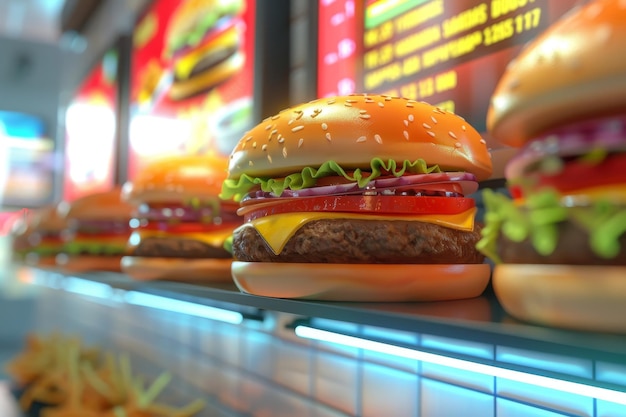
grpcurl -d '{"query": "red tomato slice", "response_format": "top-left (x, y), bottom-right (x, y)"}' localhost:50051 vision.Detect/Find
top-left (239, 195), bottom-right (475, 222)
top-left (136, 221), bottom-right (239, 234)
top-left (522, 153), bottom-right (626, 196)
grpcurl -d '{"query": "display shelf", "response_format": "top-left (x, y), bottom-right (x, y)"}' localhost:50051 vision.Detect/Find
top-left (25, 267), bottom-right (626, 366)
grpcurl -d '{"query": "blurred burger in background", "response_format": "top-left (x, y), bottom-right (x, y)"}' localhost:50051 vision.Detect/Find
top-left (478, 0), bottom-right (626, 332)
top-left (57, 187), bottom-right (133, 273)
top-left (121, 154), bottom-right (241, 281)
top-left (164, 0), bottom-right (245, 101)
top-left (10, 205), bottom-right (66, 267)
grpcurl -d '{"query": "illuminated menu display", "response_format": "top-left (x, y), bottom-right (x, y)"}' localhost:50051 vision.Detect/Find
top-left (64, 48), bottom-right (118, 202)
top-left (128, 0), bottom-right (256, 180)
top-left (318, 0), bottom-right (576, 132)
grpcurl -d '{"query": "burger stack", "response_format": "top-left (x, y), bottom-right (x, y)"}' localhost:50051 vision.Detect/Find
top-left (477, 0), bottom-right (626, 332)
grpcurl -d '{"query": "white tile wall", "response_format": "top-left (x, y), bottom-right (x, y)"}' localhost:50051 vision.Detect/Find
top-left (362, 362), bottom-right (418, 417)
top-left (6, 285), bottom-right (626, 417)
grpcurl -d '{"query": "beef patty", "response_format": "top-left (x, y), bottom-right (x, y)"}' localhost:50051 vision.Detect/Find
top-left (498, 220), bottom-right (626, 265)
top-left (133, 237), bottom-right (231, 259)
top-left (232, 219), bottom-right (484, 264)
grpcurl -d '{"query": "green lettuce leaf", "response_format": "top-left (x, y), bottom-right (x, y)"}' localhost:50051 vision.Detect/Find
top-left (220, 158), bottom-right (442, 202)
top-left (476, 188), bottom-right (626, 263)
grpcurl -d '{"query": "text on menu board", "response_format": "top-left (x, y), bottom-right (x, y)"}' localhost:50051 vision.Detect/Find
top-left (362, 0), bottom-right (548, 112)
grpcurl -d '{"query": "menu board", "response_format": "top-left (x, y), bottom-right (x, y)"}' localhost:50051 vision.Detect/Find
top-left (64, 48), bottom-right (118, 202)
top-left (318, 0), bottom-right (577, 133)
top-left (128, 0), bottom-right (256, 180)
top-left (0, 111), bottom-right (55, 208)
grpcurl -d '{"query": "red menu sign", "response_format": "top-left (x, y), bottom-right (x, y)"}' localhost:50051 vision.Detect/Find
top-left (318, 0), bottom-right (576, 133)
top-left (128, 0), bottom-right (256, 180)
top-left (64, 48), bottom-right (118, 202)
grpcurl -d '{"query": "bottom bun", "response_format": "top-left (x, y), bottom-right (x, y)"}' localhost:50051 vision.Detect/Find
top-left (494, 264), bottom-right (626, 333)
top-left (22, 253), bottom-right (59, 268)
top-left (121, 256), bottom-right (233, 282)
top-left (56, 254), bottom-right (123, 273)
top-left (231, 262), bottom-right (490, 302)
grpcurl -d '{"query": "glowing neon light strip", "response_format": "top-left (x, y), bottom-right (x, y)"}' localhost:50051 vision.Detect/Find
top-left (295, 325), bottom-right (626, 405)
top-left (124, 291), bottom-right (243, 325)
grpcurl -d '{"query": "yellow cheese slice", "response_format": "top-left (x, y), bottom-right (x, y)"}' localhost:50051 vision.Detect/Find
top-left (242, 208), bottom-right (477, 255)
top-left (514, 184), bottom-right (626, 207)
top-left (127, 228), bottom-right (233, 251)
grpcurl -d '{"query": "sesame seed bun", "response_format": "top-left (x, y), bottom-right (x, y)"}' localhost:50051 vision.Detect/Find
top-left (487, 0), bottom-right (626, 147)
top-left (228, 94), bottom-right (493, 182)
top-left (59, 187), bottom-right (134, 221)
top-left (122, 154), bottom-right (229, 205)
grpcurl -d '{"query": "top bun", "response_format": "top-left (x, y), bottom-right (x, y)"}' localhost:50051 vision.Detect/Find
top-left (29, 205), bottom-right (67, 233)
top-left (228, 94), bottom-right (493, 181)
top-left (122, 154), bottom-right (229, 205)
top-left (487, 0), bottom-right (626, 147)
top-left (59, 187), bottom-right (133, 221)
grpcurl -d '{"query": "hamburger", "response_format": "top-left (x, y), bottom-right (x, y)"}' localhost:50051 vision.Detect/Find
top-left (57, 188), bottom-right (133, 273)
top-left (164, 0), bottom-right (245, 101)
top-left (121, 154), bottom-right (241, 281)
top-left (10, 206), bottom-right (66, 267)
top-left (477, 0), bottom-right (626, 331)
top-left (220, 94), bottom-right (493, 301)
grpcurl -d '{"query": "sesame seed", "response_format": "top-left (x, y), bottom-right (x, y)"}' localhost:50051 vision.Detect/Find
top-left (267, 155), bottom-right (273, 163)
top-left (384, 96), bottom-right (392, 101)
top-left (262, 144), bottom-right (268, 151)
top-left (408, 114), bottom-right (414, 122)
top-left (245, 136), bottom-right (253, 141)
top-left (288, 119), bottom-right (295, 125)
top-left (462, 125), bottom-right (466, 131)
top-left (406, 103), bottom-right (414, 108)
top-left (403, 131), bottom-right (409, 140)
top-left (404, 120), bottom-right (409, 127)
top-left (359, 109), bottom-right (367, 114)
top-left (449, 131), bottom-right (457, 139)
top-left (508, 79), bottom-right (520, 90)
top-left (327, 99), bottom-right (336, 104)
top-left (249, 161), bottom-right (254, 166)
top-left (252, 141), bottom-right (257, 148)
top-left (298, 138), bottom-right (304, 148)
top-left (278, 137), bottom-right (285, 143)
top-left (374, 134), bottom-right (382, 144)
top-left (356, 136), bottom-right (367, 143)
top-left (271, 115), bottom-right (280, 120)
top-left (326, 133), bottom-right (332, 141)
top-left (455, 142), bottom-right (462, 148)
top-left (292, 125), bottom-right (304, 132)
top-left (377, 102), bottom-right (384, 108)
top-left (423, 123), bottom-right (431, 129)
top-left (480, 139), bottom-right (487, 144)
top-left (321, 123), bottom-right (328, 130)
top-left (282, 147), bottom-right (288, 158)
top-left (407, 100), bottom-right (417, 104)
top-left (344, 103), bottom-right (352, 107)
top-left (265, 124), bottom-right (272, 131)
top-left (346, 99), bottom-right (357, 103)
top-left (431, 116), bottom-right (438, 124)
top-left (427, 131), bottom-right (435, 138)
top-left (359, 114), bottom-right (371, 119)
top-left (311, 108), bottom-right (322, 118)
top-left (295, 111), bottom-right (303, 120)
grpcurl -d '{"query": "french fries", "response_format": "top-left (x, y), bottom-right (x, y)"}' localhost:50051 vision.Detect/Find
top-left (5, 333), bottom-right (205, 417)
